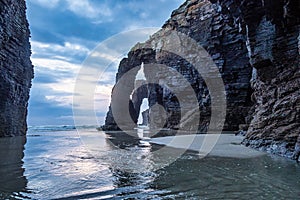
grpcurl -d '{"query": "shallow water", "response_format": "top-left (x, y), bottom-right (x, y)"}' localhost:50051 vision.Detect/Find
top-left (0, 127), bottom-right (300, 199)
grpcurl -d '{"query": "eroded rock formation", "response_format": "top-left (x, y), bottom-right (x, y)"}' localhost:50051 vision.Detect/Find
top-left (103, 0), bottom-right (254, 132)
top-left (241, 0), bottom-right (300, 159)
top-left (0, 0), bottom-right (33, 137)
top-left (141, 109), bottom-right (149, 126)
top-left (102, 0), bottom-right (299, 159)
top-left (132, 80), bottom-right (149, 124)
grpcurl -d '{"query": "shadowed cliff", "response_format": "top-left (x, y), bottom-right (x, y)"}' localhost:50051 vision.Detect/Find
top-left (0, 0), bottom-right (33, 137)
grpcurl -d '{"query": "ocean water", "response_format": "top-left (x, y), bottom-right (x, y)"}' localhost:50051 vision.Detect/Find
top-left (0, 126), bottom-right (300, 199)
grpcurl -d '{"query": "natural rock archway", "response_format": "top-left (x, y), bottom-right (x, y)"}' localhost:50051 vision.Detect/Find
top-left (102, 0), bottom-right (300, 159)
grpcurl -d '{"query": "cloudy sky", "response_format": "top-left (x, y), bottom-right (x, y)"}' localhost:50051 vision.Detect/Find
top-left (26, 0), bottom-right (184, 126)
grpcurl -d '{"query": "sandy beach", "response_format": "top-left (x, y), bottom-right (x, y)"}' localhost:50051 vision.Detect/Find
top-left (150, 134), bottom-right (266, 158)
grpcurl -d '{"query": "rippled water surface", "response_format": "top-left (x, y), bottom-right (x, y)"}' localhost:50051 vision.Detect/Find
top-left (0, 127), bottom-right (300, 199)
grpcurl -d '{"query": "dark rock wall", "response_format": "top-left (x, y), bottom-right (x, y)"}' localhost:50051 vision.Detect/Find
top-left (102, 48), bottom-right (155, 131)
top-left (242, 0), bottom-right (300, 159)
top-left (132, 80), bottom-right (149, 123)
top-left (141, 109), bottom-right (149, 126)
top-left (150, 0), bottom-right (255, 131)
top-left (103, 0), bottom-right (254, 132)
top-left (102, 0), bottom-right (300, 159)
top-left (0, 0), bottom-right (33, 137)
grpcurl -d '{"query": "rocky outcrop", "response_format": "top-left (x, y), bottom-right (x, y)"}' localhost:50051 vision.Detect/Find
top-left (141, 109), bottom-right (149, 126)
top-left (132, 80), bottom-right (149, 123)
top-left (103, 0), bottom-right (254, 132)
top-left (240, 0), bottom-right (300, 160)
top-left (102, 0), bottom-right (300, 159)
top-left (0, 0), bottom-right (33, 137)
top-left (102, 49), bottom-right (155, 131)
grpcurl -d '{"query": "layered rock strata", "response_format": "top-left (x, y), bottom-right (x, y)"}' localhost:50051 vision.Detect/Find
top-left (239, 0), bottom-right (300, 159)
top-left (102, 0), bottom-right (300, 159)
top-left (0, 0), bottom-right (33, 137)
top-left (103, 0), bottom-right (254, 132)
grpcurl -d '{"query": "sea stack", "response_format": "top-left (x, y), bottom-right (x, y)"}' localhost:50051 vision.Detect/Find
top-left (0, 0), bottom-right (34, 137)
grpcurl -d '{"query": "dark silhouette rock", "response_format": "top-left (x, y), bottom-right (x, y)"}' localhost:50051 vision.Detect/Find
top-left (241, 0), bottom-right (300, 159)
top-left (0, 0), bottom-right (33, 137)
top-left (141, 109), bottom-right (149, 126)
top-left (132, 80), bottom-right (149, 123)
top-left (101, 48), bottom-right (156, 131)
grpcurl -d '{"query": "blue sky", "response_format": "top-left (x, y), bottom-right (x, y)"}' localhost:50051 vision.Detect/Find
top-left (26, 0), bottom-right (184, 126)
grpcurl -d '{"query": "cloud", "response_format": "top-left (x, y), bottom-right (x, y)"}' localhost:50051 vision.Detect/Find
top-left (90, 51), bottom-right (119, 63)
top-left (31, 40), bottom-right (90, 61)
top-left (29, 28), bottom-right (161, 126)
top-left (26, 0), bottom-right (186, 126)
top-left (32, 58), bottom-right (81, 71)
top-left (32, 59), bottom-right (79, 107)
top-left (32, 0), bottom-right (60, 8)
top-left (30, 41), bottom-right (85, 111)
top-left (28, 84), bottom-right (74, 126)
top-left (30, 39), bottom-right (114, 119)
top-left (45, 95), bottom-right (73, 107)
top-left (30, 0), bottom-right (112, 19)
top-left (65, 0), bottom-right (112, 19)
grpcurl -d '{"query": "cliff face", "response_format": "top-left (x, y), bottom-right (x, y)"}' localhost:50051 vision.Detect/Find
top-left (0, 0), bottom-right (33, 137)
top-left (103, 0), bottom-right (254, 132)
top-left (103, 0), bottom-right (299, 158)
top-left (241, 0), bottom-right (300, 158)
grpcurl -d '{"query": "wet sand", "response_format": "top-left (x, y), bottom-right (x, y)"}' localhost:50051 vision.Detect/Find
top-left (150, 134), bottom-right (266, 158)
top-left (1, 128), bottom-right (299, 199)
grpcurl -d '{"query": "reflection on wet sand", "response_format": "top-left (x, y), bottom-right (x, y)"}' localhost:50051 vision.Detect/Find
top-left (0, 136), bottom-right (28, 199)
top-left (105, 131), bottom-right (140, 149)
top-left (1, 129), bottom-right (299, 199)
